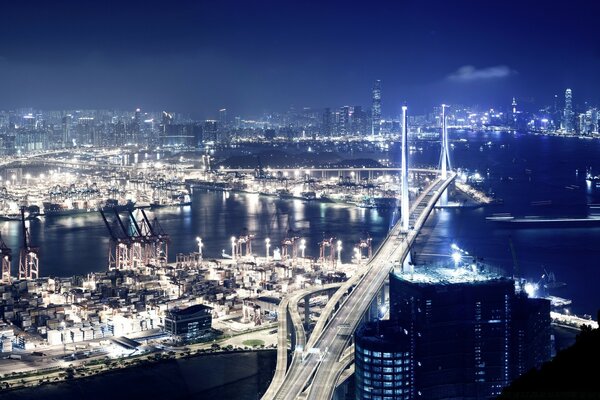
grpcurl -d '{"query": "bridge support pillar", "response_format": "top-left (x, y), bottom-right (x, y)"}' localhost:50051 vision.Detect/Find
top-left (327, 288), bottom-right (336, 299)
top-left (287, 308), bottom-right (296, 351)
top-left (439, 187), bottom-right (448, 206)
top-left (400, 251), bottom-right (414, 275)
top-left (333, 377), bottom-right (351, 400)
top-left (304, 294), bottom-right (311, 329)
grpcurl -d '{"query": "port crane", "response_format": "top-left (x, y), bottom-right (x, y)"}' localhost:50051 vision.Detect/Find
top-left (0, 232), bottom-right (12, 284)
top-left (100, 209), bottom-right (132, 270)
top-left (18, 207), bottom-right (39, 280)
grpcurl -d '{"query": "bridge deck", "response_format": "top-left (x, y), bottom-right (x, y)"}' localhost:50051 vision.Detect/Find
top-left (268, 173), bottom-right (456, 400)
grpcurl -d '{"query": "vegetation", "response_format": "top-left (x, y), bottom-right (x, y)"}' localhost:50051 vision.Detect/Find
top-left (242, 339), bottom-right (265, 347)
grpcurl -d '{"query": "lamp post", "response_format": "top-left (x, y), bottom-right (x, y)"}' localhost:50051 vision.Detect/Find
top-left (231, 236), bottom-right (236, 261)
top-left (265, 238), bottom-right (271, 261)
top-left (299, 239), bottom-right (306, 266)
top-left (196, 236), bottom-right (203, 260)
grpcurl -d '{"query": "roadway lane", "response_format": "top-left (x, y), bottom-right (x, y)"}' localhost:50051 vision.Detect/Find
top-left (270, 173), bottom-right (456, 400)
top-left (262, 283), bottom-right (342, 400)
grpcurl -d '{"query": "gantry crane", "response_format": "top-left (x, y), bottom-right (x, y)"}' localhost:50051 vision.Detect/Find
top-left (100, 209), bottom-right (132, 270)
top-left (0, 232), bottom-right (12, 284)
top-left (18, 207), bottom-right (39, 280)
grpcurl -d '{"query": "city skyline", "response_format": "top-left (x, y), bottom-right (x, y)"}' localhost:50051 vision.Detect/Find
top-left (0, 2), bottom-right (598, 399)
top-left (1, 1), bottom-right (599, 115)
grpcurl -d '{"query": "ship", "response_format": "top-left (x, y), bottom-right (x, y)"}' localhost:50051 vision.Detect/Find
top-left (373, 197), bottom-right (398, 209)
top-left (541, 268), bottom-right (567, 290)
top-left (101, 199), bottom-right (136, 212)
top-left (585, 168), bottom-right (600, 187)
top-left (276, 189), bottom-right (293, 199)
top-left (43, 202), bottom-right (94, 217)
top-left (487, 213), bottom-right (600, 227)
top-left (301, 191), bottom-right (316, 201)
top-left (150, 193), bottom-right (192, 209)
top-left (0, 206), bottom-right (40, 221)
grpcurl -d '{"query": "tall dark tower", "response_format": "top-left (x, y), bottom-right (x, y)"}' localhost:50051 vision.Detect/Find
top-left (511, 97), bottom-right (518, 128)
top-left (371, 80), bottom-right (382, 136)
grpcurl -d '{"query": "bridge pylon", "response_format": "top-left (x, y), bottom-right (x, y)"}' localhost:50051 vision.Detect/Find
top-left (400, 105), bottom-right (410, 232)
top-left (439, 104), bottom-right (452, 206)
top-left (439, 104), bottom-right (452, 178)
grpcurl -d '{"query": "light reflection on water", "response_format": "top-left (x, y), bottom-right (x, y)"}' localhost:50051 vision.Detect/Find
top-left (0, 190), bottom-right (393, 278)
top-left (1, 132), bottom-right (600, 314)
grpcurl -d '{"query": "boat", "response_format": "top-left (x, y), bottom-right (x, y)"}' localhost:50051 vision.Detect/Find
top-left (101, 199), bottom-right (136, 212)
top-left (485, 213), bottom-right (514, 221)
top-left (301, 191), bottom-right (316, 201)
top-left (531, 200), bottom-right (552, 206)
top-left (43, 202), bottom-right (94, 217)
top-left (276, 189), bottom-right (293, 199)
top-left (542, 268), bottom-right (567, 290)
top-left (150, 193), bottom-right (192, 208)
top-left (374, 197), bottom-right (398, 209)
top-left (317, 193), bottom-right (334, 203)
top-left (489, 215), bottom-right (600, 228)
top-left (585, 168), bottom-right (600, 187)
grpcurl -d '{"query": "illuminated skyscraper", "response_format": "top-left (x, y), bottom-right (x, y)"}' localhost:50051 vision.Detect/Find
top-left (509, 98), bottom-right (518, 129)
top-left (371, 80), bottom-right (381, 135)
top-left (322, 108), bottom-right (333, 136)
top-left (562, 88), bottom-right (574, 134)
top-left (219, 108), bottom-right (227, 127)
top-left (339, 106), bottom-right (350, 135)
top-left (383, 265), bottom-right (551, 400)
top-left (61, 114), bottom-right (72, 148)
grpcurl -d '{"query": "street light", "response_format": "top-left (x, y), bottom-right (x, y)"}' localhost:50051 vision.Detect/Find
top-left (452, 251), bottom-right (462, 265)
top-left (196, 236), bottom-right (203, 259)
top-left (265, 238), bottom-right (271, 261)
top-left (231, 236), bottom-right (236, 260)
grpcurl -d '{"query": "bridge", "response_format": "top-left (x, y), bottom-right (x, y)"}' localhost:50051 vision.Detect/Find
top-left (262, 106), bottom-right (456, 400)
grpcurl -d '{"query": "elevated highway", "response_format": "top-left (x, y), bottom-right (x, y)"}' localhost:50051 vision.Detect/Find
top-left (267, 172), bottom-right (456, 400)
top-left (262, 283), bottom-right (342, 400)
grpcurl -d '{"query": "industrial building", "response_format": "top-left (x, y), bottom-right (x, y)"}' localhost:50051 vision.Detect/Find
top-left (164, 304), bottom-right (212, 340)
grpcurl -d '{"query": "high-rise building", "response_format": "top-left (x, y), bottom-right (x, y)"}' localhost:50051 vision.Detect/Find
top-left (510, 97), bottom-right (518, 128)
top-left (219, 108), bottom-right (227, 127)
top-left (355, 320), bottom-right (415, 400)
top-left (322, 108), bottom-right (333, 137)
top-left (203, 120), bottom-right (218, 143)
top-left (351, 106), bottom-right (368, 135)
top-left (562, 88), bottom-right (574, 134)
top-left (372, 80), bottom-right (382, 135)
top-left (61, 114), bottom-right (72, 147)
top-left (368, 264), bottom-right (553, 400)
top-left (160, 123), bottom-right (202, 148)
top-left (339, 106), bottom-right (350, 135)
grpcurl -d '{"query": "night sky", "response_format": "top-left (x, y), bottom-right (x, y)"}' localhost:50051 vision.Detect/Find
top-left (1, 0), bottom-right (599, 116)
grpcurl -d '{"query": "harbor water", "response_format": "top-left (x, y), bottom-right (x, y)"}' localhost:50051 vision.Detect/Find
top-left (0, 132), bottom-right (599, 398)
